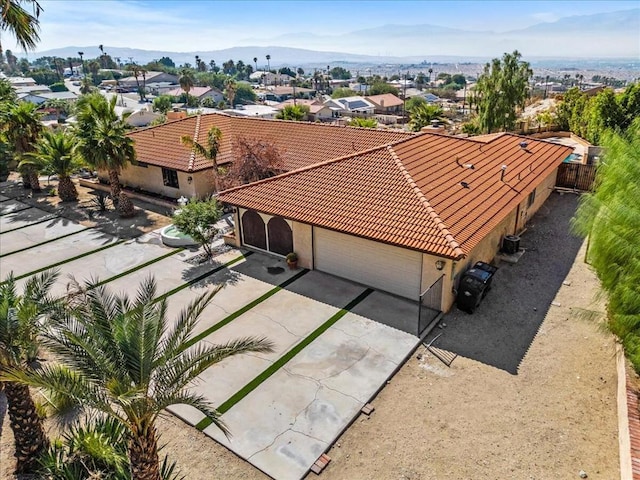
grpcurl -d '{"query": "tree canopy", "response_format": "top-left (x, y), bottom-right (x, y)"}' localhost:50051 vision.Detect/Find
top-left (275, 104), bottom-right (309, 121)
top-left (474, 50), bottom-right (532, 133)
top-left (572, 119), bottom-right (640, 371)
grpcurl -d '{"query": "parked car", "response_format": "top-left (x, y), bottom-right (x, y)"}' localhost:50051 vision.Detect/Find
top-left (456, 261), bottom-right (498, 313)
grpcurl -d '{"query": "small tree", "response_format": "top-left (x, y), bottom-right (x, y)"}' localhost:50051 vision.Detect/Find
top-left (349, 117), bottom-right (377, 128)
top-left (409, 104), bottom-right (443, 132)
top-left (331, 87), bottom-right (358, 99)
top-left (152, 94), bottom-right (173, 114)
top-left (275, 104), bottom-right (309, 121)
top-left (221, 137), bottom-right (283, 188)
top-left (172, 198), bottom-right (222, 258)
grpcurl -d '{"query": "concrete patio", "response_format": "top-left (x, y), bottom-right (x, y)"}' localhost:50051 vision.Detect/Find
top-left (0, 198), bottom-right (420, 480)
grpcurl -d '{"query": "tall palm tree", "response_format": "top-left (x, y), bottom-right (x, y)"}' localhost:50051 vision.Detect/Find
top-left (25, 130), bottom-right (83, 201)
top-left (0, 270), bottom-right (59, 474)
top-left (224, 77), bottom-right (237, 108)
top-left (181, 126), bottom-right (222, 191)
top-left (265, 54), bottom-right (271, 85)
top-left (4, 101), bottom-right (43, 190)
top-left (253, 56), bottom-right (258, 74)
top-left (5, 277), bottom-right (273, 480)
top-left (179, 68), bottom-right (194, 105)
top-left (75, 93), bottom-right (136, 217)
top-left (0, 0), bottom-right (42, 54)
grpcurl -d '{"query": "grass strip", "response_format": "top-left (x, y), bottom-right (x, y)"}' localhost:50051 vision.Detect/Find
top-left (195, 287), bottom-right (374, 431)
top-left (152, 251), bottom-right (255, 304)
top-left (184, 268), bottom-right (309, 349)
top-left (0, 206), bottom-right (32, 216)
top-left (0, 215), bottom-right (60, 234)
top-left (90, 247), bottom-right (185, 288)
top-left (0, 227), bottom-right (91, 258)
top-left (11, 240), bottom-right (125, 281)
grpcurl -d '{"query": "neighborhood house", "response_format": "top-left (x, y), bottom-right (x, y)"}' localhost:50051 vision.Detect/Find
top-left (118, 114), bottom-right (571, 327)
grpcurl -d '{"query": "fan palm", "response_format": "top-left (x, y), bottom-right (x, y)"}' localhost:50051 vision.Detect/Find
top-left (180, 126), bottom-right (222, 191)
top-left (75, 93), bottom-right (136, 217)
top-left (4, 101), bottom-right (43, 190)
top-left (0, 0), bottom-right (42, 53)
top-left (178, 69), bottom-right (194, 104)
top-left (4, 277), bottom-right (273, 480)
top-left (0, 269), bottom-right (59, 474)
top-left (24, 130), bottom-right (83, 201)
top-left (408, 104), bottom-right (443, 132)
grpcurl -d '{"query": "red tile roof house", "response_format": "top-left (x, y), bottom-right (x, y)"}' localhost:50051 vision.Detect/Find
top-left (218, 132), bottom-right (572, 318)
top-left (119, 112), bottom-right (412, 201)
top-left (121, 114), bottom-right (571, 321)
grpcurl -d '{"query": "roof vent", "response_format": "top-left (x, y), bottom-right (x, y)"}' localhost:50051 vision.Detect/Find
top-left (500, 164), bottom-right (507, 181)
top-left (460, 181), bottom-right (470, 189)
top-left (519, 141), bottom-right (528, 149)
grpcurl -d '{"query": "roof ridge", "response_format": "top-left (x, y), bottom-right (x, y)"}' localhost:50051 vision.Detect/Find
top-left (386, 145), bottom-right (465, 259)
top-left (219, 142), bottom-right (394, 195)
top-left (128, 114), bottom-right (196, 136)
top-left (186, 115), bottom-right (201, 172)
top-left (202, 112), bottom-right (415, 136)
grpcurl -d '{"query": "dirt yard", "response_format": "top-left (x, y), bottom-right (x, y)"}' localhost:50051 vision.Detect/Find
top-left (0, 188), bottom-right (620, 480)
top-left (1, 173), bottom-right (172, 239)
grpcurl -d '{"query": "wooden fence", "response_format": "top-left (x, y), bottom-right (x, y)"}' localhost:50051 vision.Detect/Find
top-left (556, 163), bottom-right (597, 191)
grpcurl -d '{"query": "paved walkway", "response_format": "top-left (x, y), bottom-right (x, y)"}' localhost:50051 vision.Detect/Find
top-left (0, 196), bottom-right (419, 480)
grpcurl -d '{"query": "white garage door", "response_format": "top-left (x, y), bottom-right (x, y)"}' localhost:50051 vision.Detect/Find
top-left (314, 228), bottom-right (423, 299)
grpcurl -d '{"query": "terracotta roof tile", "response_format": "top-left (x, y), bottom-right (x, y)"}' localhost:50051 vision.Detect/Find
top-left (219, 133), bottom-right (572, 258)
top-left (128, 113), bottom-right (413, 172)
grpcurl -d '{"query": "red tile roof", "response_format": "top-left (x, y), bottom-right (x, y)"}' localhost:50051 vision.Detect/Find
top-left (218, 133), bottom-right (572, 258)
top-left (128, 113), bottom-right (413, 173)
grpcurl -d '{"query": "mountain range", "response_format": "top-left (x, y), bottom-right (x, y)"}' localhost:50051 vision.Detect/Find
top-left (33, 9), bottom-right (639, 66)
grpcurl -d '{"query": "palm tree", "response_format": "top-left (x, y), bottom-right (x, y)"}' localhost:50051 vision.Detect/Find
top-left (25, 130), bottom-right (83, 201)
top-left (4, 101), bottom-right (43, 190)
top-left (181, 126), bottom-right (222, 191)
top-left (428, 67), bottom-right (433, 84)
top-left (265, 54), bottom-right (271, 85)
top-left (408, 104), bottom-right (443, 132)
top-left (75, 93), bottom-right (136, 217)
top-left (6, 277), bottom-right (273, 480)
top-left (179, 68), bottom-right (194, 105)
top-left (253, 56), bottom-right (258, 74)
top-left (224, 77), bottom-right (237, 108)
top-left (0, 270), bottom-right (59, 474)
top-left (0, 0), bottom-right (42, 54)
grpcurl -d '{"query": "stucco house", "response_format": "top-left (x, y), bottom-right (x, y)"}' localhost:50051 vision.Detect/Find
top-left (365, 93), bottom-right (404, 114)
top-left (117, 113), bottom-right (412, 199)
top-left (118, 71), bottom-right (179, 90)
top-left (166, 86), bottom-right (224, 103)
top-left (274, 99), bottom-right (333, 121)
top-left (218, 133), bottom-right (572, 317)
top-left (324, 96), bottom-right (376, 117)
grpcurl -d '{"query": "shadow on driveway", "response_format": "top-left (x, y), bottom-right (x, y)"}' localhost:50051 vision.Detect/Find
top-left (426, 192), bottom-right (584, 374)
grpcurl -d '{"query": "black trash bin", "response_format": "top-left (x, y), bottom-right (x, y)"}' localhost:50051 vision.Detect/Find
top-left (456, 262), bottom-right (499, 313)
top-left (502, 235), bottom-right (520, 254)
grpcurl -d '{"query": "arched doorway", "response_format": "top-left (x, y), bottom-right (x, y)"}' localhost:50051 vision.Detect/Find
top-left (242, 210), bottom-right (267, 250)
top-left (267, 217), bottom-right (293, 255)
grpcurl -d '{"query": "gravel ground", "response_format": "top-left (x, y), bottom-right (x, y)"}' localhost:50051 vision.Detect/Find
top-left (0, 192), bottom-right (619, 479)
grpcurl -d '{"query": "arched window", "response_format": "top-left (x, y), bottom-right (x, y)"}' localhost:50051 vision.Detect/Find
top-left (267, 217), bottom-right (293, 255)
top-left (242, 210), bottom-right (267, 250)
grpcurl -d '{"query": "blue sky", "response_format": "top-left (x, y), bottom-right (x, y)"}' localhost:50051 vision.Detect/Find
top-left (20, 0), bottom-right (640, 54)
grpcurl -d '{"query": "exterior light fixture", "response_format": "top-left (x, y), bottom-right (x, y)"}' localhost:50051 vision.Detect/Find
top-left (187, 176), bottom-right (193, 184)
top-left (435, 260), bottom-right (445, 270)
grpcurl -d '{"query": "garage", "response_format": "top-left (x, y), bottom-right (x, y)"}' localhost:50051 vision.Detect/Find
top-left (314, 227), bottom-right (423, 300)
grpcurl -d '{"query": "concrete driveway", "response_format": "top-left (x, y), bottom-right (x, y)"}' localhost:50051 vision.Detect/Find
top-left (0, 195), bottom-right (419, 480)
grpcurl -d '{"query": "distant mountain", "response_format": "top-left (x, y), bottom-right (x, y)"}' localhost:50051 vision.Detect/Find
top-left (237, 9), bottom-right (639, 59)
top-left (34, 9), bottom-right (639, 66)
